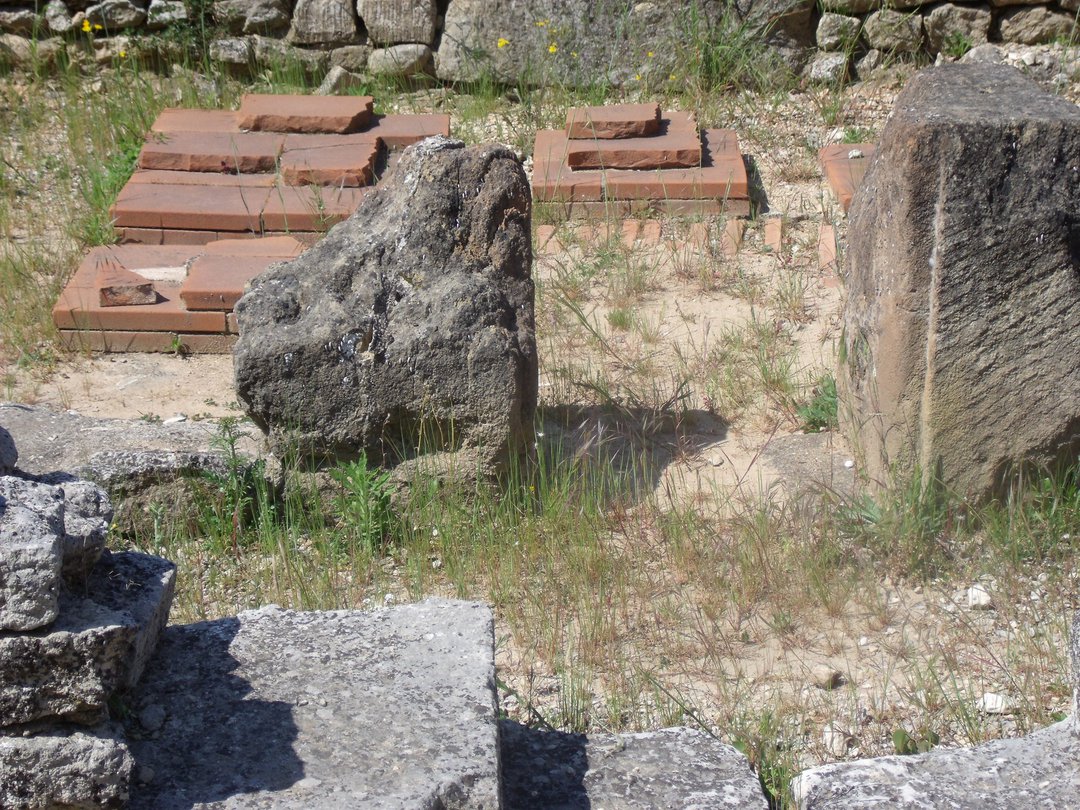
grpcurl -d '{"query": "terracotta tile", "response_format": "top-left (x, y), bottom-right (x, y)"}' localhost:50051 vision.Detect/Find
top-left (818, 222), bottom-right (838, 273)
top-left (111, 183), bottom-right (271, 232)
top-left (642, 199), bottom-right (750, 218)
top-left (127, 170), bottom-right (277, 187)
top-left (117, 228), bottom-right (163, 245)
top-left (688, 221), bottom-right (709, 247)
top-left (620, 219), bottom-right (640, 247)
top-left (238, 94), bottom-right (374, 134)
top-left (138, 131), bottom-right (286, 174)
top-left (264, 231), bottom-right (323, 247)
top-left (203, 236), bottom-right (306, 257)
top-left (280, 134), bottom-right (381, 187)
top-left (181, 254), bottom-right (281, 311)
top-left (764, 217), bottom-right (783, 253)
top-left (566, 130), bottom-right (702, 170)
top-left (535, 224), bottom-right (559, 253)
top-left (68, 246), bottom-right (203, 288)
top-left (151, 108), bottom-right (241, 134)
top-left (566, 102), bottom-right (661, 140)
top-left (819, 143), bottom-right (875, 213)
top-left (59, 330), bottom-right (236, 354)
top-left (639, 219), bottom-right (662, 245)
top-left (54, 283), bottom-right (227, 333)
top-left (95, 255), bottom-right (156, 307)
top-left (603, 130), bottom-right (748, 201)
top-left (162, 230), bottom-right (229, 245)
top-left (366, 114), bottom-right (450, 148)
top-left (721, 219), bottom-right (745, 257)
top-left (531, 130), bottom-right (604, 202)
top-left (260, 185), bottom-right (367, 232)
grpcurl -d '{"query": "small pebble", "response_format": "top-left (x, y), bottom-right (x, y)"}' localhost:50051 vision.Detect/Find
top-left (967, 583), bottom-right (994, 610)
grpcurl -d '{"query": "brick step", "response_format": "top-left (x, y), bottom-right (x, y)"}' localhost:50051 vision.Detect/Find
top-left (819, 142), bottom-right (875, 213)
top-left (566, 101), bottom-right (662, 139)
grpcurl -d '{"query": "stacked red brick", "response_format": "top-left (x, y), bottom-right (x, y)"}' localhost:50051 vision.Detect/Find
top-left (532, 102), bottom-right (750, 217)
top-left (111, 94), bottom-right (450, 244)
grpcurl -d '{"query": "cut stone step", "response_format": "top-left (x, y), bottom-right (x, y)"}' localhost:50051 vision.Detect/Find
top-left (368, 113), bottom-right (451, 147)
top-left (138, 131), bottom-right (287, 174)
top-left (566, 101), bottom-right (661, 139)
top-left (55, 284), bottom-right (228, 334)
top-left (819, 143), bottom-right (875, 213)
top-left (260, 185), bottom-right (368, 231)
top-left (95, 255), bottom-right (156, 307)
top-left (181, 253), bottom-right (294, 311)
top-left (237, 93), bottom-right (375, 134)
top-left (126, 170), bottom-right (277, 188)
top-left (150, 108), bottom-right (241, 133)
top-left (279, 134), bottom-right (382, 187)
top-left (566, 129), bottom-right (703, 170)
top-left (111, 183), bottom-right (271, 233)
top-left (127, 600), bottom-right (500, 809)
top-left (58, 330), bottom-right (238, 354)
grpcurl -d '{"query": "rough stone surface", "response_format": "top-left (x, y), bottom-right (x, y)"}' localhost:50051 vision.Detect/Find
top-left (863, 9), bottom-right (923, 53)
top-left (210, 35), bottom-right (254, 69)
top-left (0, 723), bottom-right (133, 810)
top-left (328, 43), bottom-right (370, 71)
top-left (128, 600), bottom-right (500, 809)
top-left (85, 0), bottom-right (146, 29)
top-left (234, 138), bottom-right (537, 480)
top-left (998, 7), bottom-right (1077, 46)
top-left (816, 12), bottom-right (861, 51)
top-left (367, 42), bottom-right (432, 76)
top-left (44, 0), bottom-right (75, 33)
top-left (806, 51), bottom-right (849, 83)
top-left (316, 63), bottom-right (364, 94)
top-left (145, 0), bottom-right (186, 30)
top-left (924, 3), bottom-right (991, 55)
top-left (214, 0), bottom-right (291, 34)
top-left (0, 550), bottom-right (174, 727)
top-left (253, 33), bottom-right (328, 76)
top-left (0, 6), bottom-right (36, 34)
top-left (358, 0), bottom-right (436, 46)
top-left (791, 719), bottom-right (1080, 808)
top-left (820, 0), bottom-right (879, 13)
top-left (0, 485), bottom-right (62, 632)
top-left (838, 64), bottom-right (1080, 498)
top-left (287, 0), bottom-right (358, 45)
top-left (501, 722), bottom-right (769, 809)
top-left (0, 424), bottom-right (14, 475)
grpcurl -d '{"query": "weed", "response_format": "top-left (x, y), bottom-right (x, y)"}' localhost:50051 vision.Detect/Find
top-left (797, 375), bottom-right (838, 433)
top-left (329, 455), bottom-right (395, 557)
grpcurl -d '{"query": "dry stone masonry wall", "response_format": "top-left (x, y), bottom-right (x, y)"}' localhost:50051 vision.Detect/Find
top-left (0, 0), bottom-right (1076, 81)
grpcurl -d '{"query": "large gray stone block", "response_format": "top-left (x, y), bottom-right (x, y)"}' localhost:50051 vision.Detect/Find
top-left (0, 723), bottom-right (132, 810)
top-left (234, 137), bottom-right (537, 482)
top-left (0, 423), bottom-right (15, 475)
top-left (128, 600), bottom-right (501, 809)
top-left (838, 64), bottom-right (1080, 498)
top-left (0, 496), bottom-right (62, 632)
top-left (501, 722), bottom-right (769, 809)
top-left (287, 0), bottom-right (359, 45)
top-left (358, 0), bottom-right (436, 46)
top-left (0, 551), bottom-right (175, 727)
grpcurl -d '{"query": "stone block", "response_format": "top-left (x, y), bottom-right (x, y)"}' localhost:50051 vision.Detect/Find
top-left (816, 12), bottom-right (861, 51)
top-left (237, 93), bottom-right (374, 134)
top-left (819, 143), bottom-right (874, 213)
top-left (924, 3), bottom-right (991, 55)
top-left (0, 425), bottom-right (15, 476)
top-left (151, 108), bottom-right (241, 134)
top-left (998, 7), bottom-right (1077, 45)
top-left (0, 491), bottom-right (62, 632)
top-left (128, 600), bottom-right (500, 809)
top-left (286, 0), bottom-right (359, 45)
top-left (566, 102), bottom-right (661, 140)
top-left (367, 42), bottom-right (433, 76)
top-left (279, 133), bottom-right (381, 186)
top-left (864, 9), bottom-right (923, 53)
top-left (258, 184), bottom-right (368, 232)
top-left (0, 723), bottom-right (133, 810)
top-left (180, 254), bottom-right (286, 311)
top-left (137, 131), bottom-right (286, 174)
top-left (358, 0), bottom-right (436, 45)
top-left (0, 551), bottom-right (175, 727)
top-left (565, 129), bottom-right (703, 170)
top-left (368, 113), bottom-right (451, 148)
top-left (95, 256), bottom-right (157, 308)
top-left (838, 64), bottom-right (1080, 498)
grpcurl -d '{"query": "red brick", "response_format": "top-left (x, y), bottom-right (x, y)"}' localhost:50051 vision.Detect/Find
top-left (620, 219), bottom-right (640, 247)
top-left (260, 185), bottom-right (367, 232)
top-left (264, 231), bottom-right (323, 247)
top-left (531, 130), bottom-right (604, 202)
top-left (161, 229), bottom-right (233, 245)
top-left (59, 330), bottom-right (236, 354)
top-left (68, 246), bottom-right (203, 287)
top-left (367, 114), bottom-right (450, 148)
top-left (95, 255), bottom-right (156, 307)
top-left (117, 228), bottom-right (163, 245)
top-left (181, 254), bottom-right (281, 311)
top-left (566, 130), bottom-right (702, 170)
top-left (151, 108), bottom-right (241, 133)
top-left (126, 170), bottom-right (277, 187)
top-left (721, 219), bottom-right (745, 257)
top-left (203, 235), bottom-right (306, 257)
top-left (238, 94), bottom-right (374, 134)
top-left (764, 217), bottom-right (783, 253)
top-left (818, 222), bottom-right (838, 273)
top-left (138, 131), bottom-right (286, 174)
top-left (280, 134), bottom-right (381, 187)
top-left (566, 102), bottom-right (661, 140)
top-left (639, 219), bottom-right (662, 245)
top-left (111, 183), bottom-right (271, 232)
top-left (603, 130), bottom-right (748, 200)
top-left (819, 143), bottom-right (875, 213)
top-left (54, 284), bottom-right (226, 333)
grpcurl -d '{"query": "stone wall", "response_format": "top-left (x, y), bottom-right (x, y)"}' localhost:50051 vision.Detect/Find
top-left (0, 0), bottom-right (1076, 82)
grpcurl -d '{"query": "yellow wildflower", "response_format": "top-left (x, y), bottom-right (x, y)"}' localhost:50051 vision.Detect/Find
top-left (634, 74), bottom-right (641, 81)
top-left (497, 37), bottom-right (510, 49)
top-left (647, 51), bottom-right (654, 58)
top-left (571, 51), bottom-right (578, 58)
top-left (119, 50), bottom-right (127, 58)
top-left (548, 42), bottom-right (557, 54)
top-left (534, 19), bottom-right (547, 27)
top-left (669, 74), bottom-right (676, 81)
top-left (81, 18), bottom-right (91, 32)
top-left (93, 23), bottom-right (102, 30)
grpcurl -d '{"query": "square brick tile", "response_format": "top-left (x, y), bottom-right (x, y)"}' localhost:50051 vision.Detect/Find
top-left (238, 94), bottom-right (374, 134)
top-left (602, 130), bottom-right (748, 201)
top-left (54, 283), bottom-right (226, 333)
top-left (818, 222), bottom-right (838, 273)
top-left (280, 134), bottom-right (381, 187)
top-left (161, 229), bottom-right (235, 245)
top-left (150, 108), bottom-right (241, 134)
top-left (566, 102), bottom-right (661, 140)
top-left (260, 185), bottom-right (367, 232)
top-left (565, 128), bottom-right (702, 170)
top-left (531, 130), bottom-right (604, 202)
top-left (94, 255), bottom-right (156, 307)
top-left (111, 183), bottom-right (271, 232)
top-left (181, 254), bottom-right (283, 311)
top-left (203, 235), bottom-right (306, 257)
top-left (68, 246), bottom-right (203, 287)
top-left (138, 131), bottom-right (286, 174)
top-left (764, 216), bottom-right (783, 253)
top-left (126, 170), bottom-right (277, 187)
top-left (819, 143), bottom-right (875, 213)
top-left (367, 114), bottom-right (450, 148)
top-left (117, 228), bottom-right (163, 245)
top-left (59, 330), bottom-right (236, 353)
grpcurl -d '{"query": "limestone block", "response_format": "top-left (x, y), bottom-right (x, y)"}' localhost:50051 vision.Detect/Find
top-left (84, 0), bottom-right (146, 29)
top-left (358, 0), bottom-right (436, 46)
top-left (367, 42), bottom-right (432, 76)
top-left (924, 3), bottom-right (991, 55)
top-left (209, 35), bottom-right (254, 69)
top-left (805, 51), bottom-right (849, 83)
top-left (287, 0), bottom-right (359, 45)
top-left (0, 495), bottom-right (62, 632)
top-left (863, 9), bottom-right (923, 53)
top-left (145, 0), bottom-right (186, 30)
top-left (0, 551), bottom-right (175, 727)
top-left (0, 723), bottom-right (132, 810)
top-left (815, 12), bottom-right (861, 51)
top-left (0, 5), bottom-right (37, 33)
top-left (838, 64), bottom-right (1080, 498)
top-left (213, 0), bottom-right (290, 34)
top-left (998, 7), bottom-right (1077, 46)
top-left (128, 600), bottom-right (501, 809)
top-left (328, 43), bottom-right (370, 71)
top-left (44, 0), bottom-right (75, 33)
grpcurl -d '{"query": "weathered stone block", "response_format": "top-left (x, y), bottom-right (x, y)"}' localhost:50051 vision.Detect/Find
top-left (839, 64), bottom-right (1080, 498)
top-left (0, 424), bottom-right (16, 476)
top-left (998, 7), bottom-right (1077, 46)
top-left (924, 3), bottom-right (991, 55)
top-left (864, 8), bottom-right (923, 53)
top-left (815, 12), bottom-right (861, 51)
top-left (367, 42), bottom-right (432, 76)
top-left (287, 0), bottom-right (358, 45)
top-left (358, 0), bottom-right (436, 46)
top-left (128, 600), bottom-right (501, 809)
top-left (0, 495), bottom-right (62, 632)
top-left (0, 723), bottom-right (132, 810)
top-left (0, 551), bottom-right (175, 727)
top-left (234, 137), bottom-right (536, 481)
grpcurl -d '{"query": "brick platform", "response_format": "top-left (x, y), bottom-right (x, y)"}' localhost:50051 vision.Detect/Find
top-left (53, 238), bottom-right (307, 354)
top-left (819, 143), bottom-right (875, 213)
top-left (533, 104), bottom-right (751, 218)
